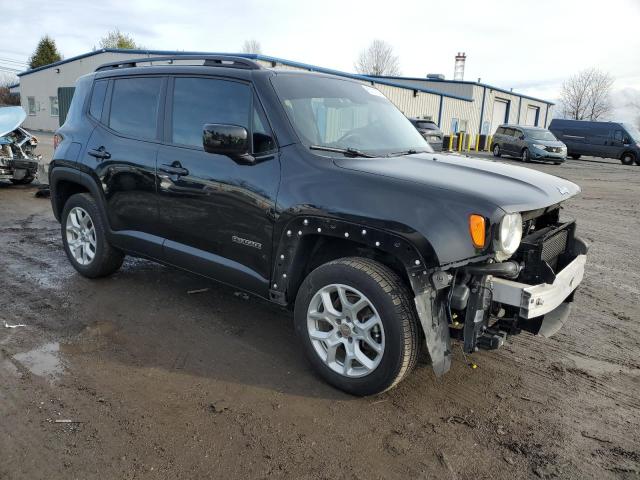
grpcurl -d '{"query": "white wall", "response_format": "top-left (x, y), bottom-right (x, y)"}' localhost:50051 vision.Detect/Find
top-left (18, 51), bottom-right (170, 131)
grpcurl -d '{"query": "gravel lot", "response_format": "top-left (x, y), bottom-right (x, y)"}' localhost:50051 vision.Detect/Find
top-left (1, 147), bottom-right (639, 479)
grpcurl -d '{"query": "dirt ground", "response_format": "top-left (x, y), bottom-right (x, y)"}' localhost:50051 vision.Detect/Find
top-left (1, 152), bottom-right (639, 480)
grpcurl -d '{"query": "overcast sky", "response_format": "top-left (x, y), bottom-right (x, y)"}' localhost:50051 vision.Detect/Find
top-left (1, 0), bottom-right (639, 118)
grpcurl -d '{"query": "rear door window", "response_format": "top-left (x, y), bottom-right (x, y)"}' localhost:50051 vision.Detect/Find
top-left (109, 77), bottom-right (162, 140)
top-left (171, 77), bottom-right (251, 148)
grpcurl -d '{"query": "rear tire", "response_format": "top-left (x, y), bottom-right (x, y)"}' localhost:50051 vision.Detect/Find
top-left (61, 193), bottom-right (124, 278)
top-left (492, 144), bottom-right (501, 157)
top-left (570, 154), bottom-right (581, 160)
top-left (621, 153), bottom-right (636, 165)
top-left (294, 257), bottom-right (420, 396)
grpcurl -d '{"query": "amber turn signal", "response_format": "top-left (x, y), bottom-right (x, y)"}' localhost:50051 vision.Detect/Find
top-left (469, 214), bottom-right (486, 249)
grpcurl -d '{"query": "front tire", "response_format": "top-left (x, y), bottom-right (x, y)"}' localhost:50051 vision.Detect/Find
top-left (621, 153), bottom-right (636, 165)
top-left (570, 154), bottom-right (581, 160)
top-left (61, 193), bottom-right (124, 278)
top-left (492, 144), bottom-right (501, 157)
top-left (294, 257), bottom-right (420, 396)
top-left (522, 148), bottom-right (531, 162)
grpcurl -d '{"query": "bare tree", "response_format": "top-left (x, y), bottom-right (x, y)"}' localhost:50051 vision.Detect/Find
top-left (354, 40), bottom-right (401, 76)
top-left (560, 68), bottom-right (614, 121)
top-left (98, 29), bottom-right (143, 50)
top-left (241, 39), bottom-right (262, 54)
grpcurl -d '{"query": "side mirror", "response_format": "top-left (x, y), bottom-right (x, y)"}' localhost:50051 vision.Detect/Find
top-left (203, 124), bottom-right (254, 164)
top-left (519, 134), bottom-right (525, 140)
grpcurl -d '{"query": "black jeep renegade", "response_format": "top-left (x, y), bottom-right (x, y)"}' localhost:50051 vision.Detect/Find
top-left (49, 55), bottom-right (588, 396)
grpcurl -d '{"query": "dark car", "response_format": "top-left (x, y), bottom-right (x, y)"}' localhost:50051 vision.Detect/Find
top-left (49, 55), bottom-right (588, 396)
top-left (491, 125), bottom-right (566, 164)
top-left (408, 118), bottom-right (443, 151)
top-left (549, 119), bottom-right (640, 165)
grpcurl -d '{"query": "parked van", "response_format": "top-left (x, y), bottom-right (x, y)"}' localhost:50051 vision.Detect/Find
top-left (549, 119), bottom-right (640, 165)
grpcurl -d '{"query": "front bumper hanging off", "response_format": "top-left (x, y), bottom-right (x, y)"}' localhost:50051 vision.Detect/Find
top-left (414, 230), bottom-right (588, 377)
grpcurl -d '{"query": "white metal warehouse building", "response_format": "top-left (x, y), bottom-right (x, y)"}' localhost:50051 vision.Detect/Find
top-left (14, 49), bottom-right (554, 146)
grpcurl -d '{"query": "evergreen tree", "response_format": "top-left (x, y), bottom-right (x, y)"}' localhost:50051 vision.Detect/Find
top-left (29, 36), bottom-right (63, 69)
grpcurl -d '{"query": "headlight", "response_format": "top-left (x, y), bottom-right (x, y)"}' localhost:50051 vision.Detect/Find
top-left (495, 213), bottom-right (522, 260)
top-left (532, 144), bottom-right (546, 150)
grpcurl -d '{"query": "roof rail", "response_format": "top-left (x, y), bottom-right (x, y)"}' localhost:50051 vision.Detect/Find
top-left (95, 55), bottom-right (263, 72)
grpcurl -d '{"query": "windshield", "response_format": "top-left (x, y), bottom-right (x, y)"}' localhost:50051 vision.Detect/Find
top-left (525, 129), bottom-right (557, 141)
top-left (272, 74), bottom-right (433, 157)
top-left (623, 123), bottom-right (640, 142)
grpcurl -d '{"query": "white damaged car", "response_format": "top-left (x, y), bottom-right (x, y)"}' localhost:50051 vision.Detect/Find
top-left (0, 106), bottom-right (41, 184)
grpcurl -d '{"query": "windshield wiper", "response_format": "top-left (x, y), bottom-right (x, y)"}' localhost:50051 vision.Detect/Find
top-left (309, 145), bottom-right (376, 158)
top-left (386, 149), bottom-right (431, 157)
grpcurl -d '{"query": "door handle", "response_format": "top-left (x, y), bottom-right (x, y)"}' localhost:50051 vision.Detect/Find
top-left (159, 164), bottom-right (189, 176)
top-left (88, 146), bottom-right (111, 160)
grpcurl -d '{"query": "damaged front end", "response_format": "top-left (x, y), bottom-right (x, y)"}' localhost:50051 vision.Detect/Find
top-left (0, 106), bottom-right (41, 184)
top-left (416, 206), bottom-right (588, 376)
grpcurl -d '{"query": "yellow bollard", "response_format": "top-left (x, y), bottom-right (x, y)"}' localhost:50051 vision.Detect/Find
top-left (448, 134), bottom-right (454, 151)
top-left (458, 133), bottom-right (463, 152)
top-left (475, 134), bottom-right (479, 152)
top-left (486, 135), bottom-right (492, 152)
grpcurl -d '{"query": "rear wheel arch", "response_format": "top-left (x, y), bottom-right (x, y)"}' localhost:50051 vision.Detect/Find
top-left (50, 167), bottom-right (108, 224)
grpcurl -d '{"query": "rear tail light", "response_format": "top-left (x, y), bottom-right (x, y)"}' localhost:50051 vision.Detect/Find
top-left (53, 133), bottom-right (62, 150)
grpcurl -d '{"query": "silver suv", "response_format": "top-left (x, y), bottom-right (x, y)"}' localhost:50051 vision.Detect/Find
top-left (492, 125), bottom-right (566, 164)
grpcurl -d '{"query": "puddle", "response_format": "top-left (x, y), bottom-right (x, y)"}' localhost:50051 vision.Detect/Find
top-left (13, 342), bottom-right (64, 381)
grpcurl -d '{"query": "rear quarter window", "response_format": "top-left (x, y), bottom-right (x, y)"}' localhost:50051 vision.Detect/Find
top-left (109, 77), bottom-right (162, 140)
top-left (89, 80), bottom-right (108, 121)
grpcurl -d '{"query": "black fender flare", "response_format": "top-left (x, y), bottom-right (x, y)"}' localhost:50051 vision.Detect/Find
top-left (269, 215), bottom-right (438, 302)
top-left (49, 166), bottom-right (110, 226)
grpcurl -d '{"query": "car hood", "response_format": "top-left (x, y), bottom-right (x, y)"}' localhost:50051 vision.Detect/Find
top-left (334, 153), bottom-right (580, 213)
top-left (0, 106), bottom-right (26, 137)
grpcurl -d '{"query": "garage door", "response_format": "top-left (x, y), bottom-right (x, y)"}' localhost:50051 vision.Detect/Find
top-left (525, 106), bottom-right (540, 126)
top-left (490, 99), bottom-right (509, 135)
